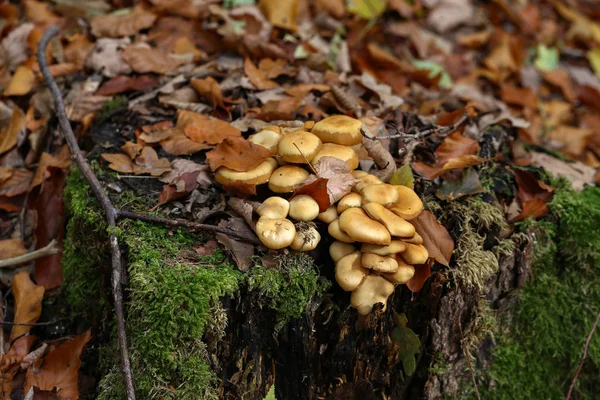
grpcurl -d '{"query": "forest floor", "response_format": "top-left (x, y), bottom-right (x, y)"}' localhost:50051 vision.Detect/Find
top-left (0, 0), bottom-right (599, 399)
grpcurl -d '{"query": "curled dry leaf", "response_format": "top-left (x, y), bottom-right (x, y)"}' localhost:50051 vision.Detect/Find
top-left (190, 76), bottom-right (225, 109)
top-left (101, 153), bottom-right (134, 173)
top-left (511, 169), bottom-right (554, 221)
top-left (206, 136), bottom-right (271, 172)
top-left (121, 141), bottom-right (143, 159)
top-left (0, 335), bottom-right (37, 396)
top-left (244, 58), bottom-right (278, 90)
top-left (406, 262), bottom-right (432, 292)
top-left (297, 157), bottom-right (357, 207)
top-left (410, 210), bottom-right (454, 266)
top-left (0, 238), bottom-right (28, 260)
top-left (121, 46), bottom-right (182, 75)
top-left (138, 120), bottom-right (176, 144)
top-left (0, 106), bottom-right (26, 155)
top-left (90, 6), bottom-right (157, 38)
top-left (292, 177), bottom-right (330, 212)
top-left (133, 147), bottom-right (172, 176)
top-left (11, 270), bottom-right (45, 340)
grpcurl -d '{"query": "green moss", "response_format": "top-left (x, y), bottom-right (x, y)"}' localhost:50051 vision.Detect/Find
top-left (99, 95), bottom-right (127, 119)
top-left (248, 252), bottom-right (330, 333)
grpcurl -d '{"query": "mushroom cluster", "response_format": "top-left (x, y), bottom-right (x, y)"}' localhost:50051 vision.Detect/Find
top-left (218, 115), bottom-right (429, 315)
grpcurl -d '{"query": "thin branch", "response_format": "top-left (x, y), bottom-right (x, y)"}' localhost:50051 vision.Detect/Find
top-left (37, 26), bottom-right (136, 400)
top-left (0, 239), bottom-right (60, 269)
top-left (117, 210), bottom-right (261, 245)
top-left (361, 114), bottom-right (469, 141)
top-left (566, 311), bottom-right (600, 400)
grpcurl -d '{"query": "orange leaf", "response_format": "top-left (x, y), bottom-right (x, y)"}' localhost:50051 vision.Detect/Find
top-left (0, 335), bottom-right (37, 396)
top-left (183, 119), bottom-right (241, 145)
top-left (244, 58), bottom-right (278, 90)
top-left (0, 106), bottom-right (26, 155)
top-left (190, 76), bottom-right (225, 109)
top-left (542, 69), bottom-right (575, 103)
top-left (501, 85), bottom-right (538, 109)
top-left (292, 178), bottom-right (331, 212)
top-left (206, 137), bottom-right (271, 172)
top-left (121, 141), bottom-right (143, 159)
top-left (11, 270), bottom-right (45, 340)
top-left (410, 211), bottom-right (454, 266)
top-left (133, 147), bottom-right (172, 176)
top-left (0, 169), bottom-right (33, 198)
top-left (101, 153), bottom-right (134, 173)
top-left (546, 125), bottom-right (593, 157)
top-left (122, 46), bottom-right (181, 75)
top-left (4, 65), bottom-right (35, 96)
top-left (90, 6), bottom-right (156, 38)
top-left (30, 147), bottom-right (72, 190)
top-left (23, 0), bottom-right (62, 27)
top-left (511, 169), bottom-right (554, 221)
top-left (259, 0), bottom-right (299, 31)
top-left (222, 180), bottom-right (258, 197)
top-left (406, 262), bottom-right (432, 292)
top-left (63, 34), bottom-right (95, 70)
top-left (24, 330), bottom-right (91, 400)
top-left (138, 121), bottom-right (176, 144)
top-left (0, 238), bottom-right (28, 260)
top-left (160, 127), bottom-right (210, 155)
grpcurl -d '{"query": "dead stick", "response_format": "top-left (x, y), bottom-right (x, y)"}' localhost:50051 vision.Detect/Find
top-left (361, 115), bottom-right (469, 141)
top-left (117, 210), bottom-right (261, 245)
top-left (566, 311), bottom-right (600, 400)
top-left (38, 26), bottom-right (136, 400)
top-left (0, 239), bottom-right (60, 268)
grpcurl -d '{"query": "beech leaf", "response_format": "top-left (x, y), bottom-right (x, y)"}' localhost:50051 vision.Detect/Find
top-left (206, 137), bottom-right (271, 172)
top-left (410, 210), bottom-right (454, 266)
top-left (11, 270), bottom-right (45, 340)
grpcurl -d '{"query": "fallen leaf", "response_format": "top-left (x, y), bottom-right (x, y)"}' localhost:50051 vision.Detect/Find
top-left (183, 119), bottom-right (242, 146)
top-left (86, 37), bottom-right (132, 77)
top-left (406, 262), bottom-right (432, 292)
top-left (158, 171), bottom-right (200, 204)
top-left (121, 141), bottom-right (143, 159)
top-left (30, 148), bottom-right (72, 190)
top-left (63, 34), bottom-right (95, 70)
top-left (529, 152), bottom-right (596, 191)
top-left (534, 44), bottom-right (559, 71)
top-left (551, 0), bottom-right (600, 44)
top-left (24, 330), bottom-right (91, 400)
top-left (138, 121), bottom-right (177, 144)
top-left (259, 0), bottom-right (298, 31)
top-left (1, 23), bottom-right (34, 71)
top-left (160, 127), bottom-right (210, 155)
top-left (244, 58), bottom-right (278, 90)
top-left (296, 156), bottom-right (357, 208)
top-left (347, 0), bottom-right (386, 20)
top-left (222, 180), bottom-right (258, 196)
top-left (436, 168), bottom-right (485, 200)
top-left (11, 270), bottom-right (45, 339)
top-left (292, 177), bottom-right (330, 212)
top-left (195, 240), bottom-right (218, 256)
top-left (390, 312), bottom-right (420, 376)
top-left (457, 30), bottom-right (493, 49)
top-left (426, 0), bottom-right (473, 33)
top-left (190, 76), bottom-right (225, 109)
top-left (0, 106), bottom-right (26, 155)
top-left (546, 125), bottom-right (593, 157)
top-left (4, 65), bottom-right (35, 96)
top-left (500, 85), bottom-right (538, 109)
top-left (540, 101), bottom-right (572, 128)
top-left (90, 6), bottom-right (157, 38)
top-left (96, 75), bottom-right (157, 96)
top-left (206, 137), bottom-right (271, 172)
top-left (511, 169), bottom-right (554, 221)
top-left (133, 147), bottom-right (172, 176)
top-left (542, 69), bottom-right (575, 102)
top-left (410, 211), bottom-right (454, 266)
top-left (483, 33), bottom-right (519, 74)
top-left (0, 238), bottom-right (28, 260)
top-left (23, 0), bottom-right (62, 27)
top-left (284, 83), bottom-right (330, 98)
top-left (228, 197), bottom-right (258, 230)
top-left (0, 166), bottom-right (12, 184)
top-left (216, 217), bottom-right (255, 270)
top-left (122, 46), bottom-right (181, 74)
top-left (0, 335), bottom-right (38, 396)
top-left (389, 164), bottom-right (415, 189)
top-left (159, 159), bottom-right (212, 188)
top-left (101, 153), bottom-right (134, 173)
top-left (0, 169), bottom-right (33, 197)
top-left (250, 96), bottom-right (303, 121)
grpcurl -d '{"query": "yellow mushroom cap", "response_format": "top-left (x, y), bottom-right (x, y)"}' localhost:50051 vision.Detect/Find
top-left (255, 217), bottom-right (296, 249)
top-left (338, 208), bottom-right (391, 245)
top-left (215, 158), bottom-right (278, 185)
top-left (289, 195), bottom-right (320, 221)
top-left (248, 129), bottom-right (283, 155)
top-left (352, 170), bottom-right (369, 179)
top-left (291, 222), bottom-right (321, 251)
top-left (362, 253), bottom-right (399, 273)
top-left (401, 243), bottom-right (429, 264)
top-left (277, 131), bottom-right (322, 163)
top-left (361, 240), bottom-right (407, 256)
top-left (329, 241), bottom-right (356, 262)
top-left (317, 205), bottom-right (338, 223)
top-left (403, 232), bottom-right (424, 245)
top-left (328, 219), bottom-right (355, 243)
top-left (257, 197), bottom-right (290, 219)
top-left (384, 257), bottom-right (415, 284)
top-left (312, 143), bottom-right (359, 170)
top-left (311, 115), bottom-right (363, 146)
top-left (335, 251), bottom-right (369, 292)
top-left (361, 184), bottom-right (399, 206)
top-left (337, 193), bottom-right (363, 213)
top-left (387, 186), bottom-right (424, 220)
top-left (350, 275), bottom-right (395, 315)
top-left (268, 165), bottom-right (310, 193)
top-left (362, 202), bottom-right (416, 238)
top-left (353, 174), bottom-right (384, 193)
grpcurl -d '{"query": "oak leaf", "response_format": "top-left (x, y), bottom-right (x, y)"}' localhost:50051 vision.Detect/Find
top-left (11, 270), bottom-right (45, 340)
top-left (206, 137), bottom-right (271, 172)
top-left (410, 210), bottom-right (454, 266)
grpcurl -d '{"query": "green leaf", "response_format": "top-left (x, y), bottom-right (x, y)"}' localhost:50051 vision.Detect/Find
top-left (412, 59), bottom-right (453, 89)
top-left (389, 164), bottom-right (415, 189)
top-left (588, 47), bottom-right (600, 79)
top-left (534, 44), bottom-right (559, 71)
top-left (346, 0), bottom-right (387, 20)
top-left (435, 168), bottom-right (484, 201)
top-left (390, 312), bottom-right (420, 376)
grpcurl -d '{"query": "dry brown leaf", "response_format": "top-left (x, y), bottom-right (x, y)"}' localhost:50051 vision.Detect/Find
top-left (90, 6), bottom-right (157, 38)
top-left (457, 30), bottom-right (493, 48)
top-left (500, 85), bottom-right (538, 109)
top-left (511, 169), bottom-right (554, 221)
top-left (122, 46), bottom-right (181, 75)
top-left (258, 58), bottom-right (295, 79)
top-left (0, 168), bottom-right (33, 197)
top-left (184, 119), bottom-right (241, 146)
top-left (529, 152), bottom-right (595, 191)
top-left (172, 36), bottom-right (206, 61)
top-left (0, 335), bottom-right (37, 397)
top-left (24, 330), bottom-right (91, 400)
top-left (159, 159), bottom-right (212, 189)
top-left (483, 33), bottom-right (518, 74)
top-left (0, 166), bottom-right (12, 184)
top-left (301, 156), bottom-right (357, 205)
top-left (30, 147), bottom-right (72, 190)
top-left (121, 141), bottom-right (143, 159)
top-left (133, 147), bottom-right (172, 176)
top-left (96, 75), bottom-right (156, 96)
top-left (315, 0), bottom-right (345, 18)
top-left (206, 137), bottom-right (271, 172)
top-left (546, 125), bottom-right (594, 157)
top-left (222, 180), bottom-right (258, 197)
top-left (284, 83), bottom-right (330, 98)
top-left (542, 69), bottom-right (575, 103)
top-left (4, 65), bottom-right (35, 96)
top-left (190, 76), bottom-right (225, 109)
top-left (0, 106), bottom-right (26, 155)
top-left (63, 34), bottom-right (95, 70)
top-left (160, 127), bottom-right (210, 155)
top-left (101, 153), bottom-right (134, 173)
top-left (410, 211), bottom-right (454, 266)
top-left (249, 96), bottom-right (303, 121)
top-left (138, 121), bottom-right (177, 144)
top-left (11, 270), bottom-right (45, 340)
top-left (86, 37), bottom-right (132, 77)
top-left (23, 0), bottom-right (62, 27)
top-left (406, 262), bottom-right (432, 293)
top-left (0, 238), bottom-right (28, 260)
top-left (540, 101), bottom-right (572, 128)
top-left (47, 63), bottom-right (79, 77)
top-left (259, 0), bottom-right (298, 31)
top-left (427, 0), bottom-right (473, 33)
top-left (244, 58), bottom-right (278, 90)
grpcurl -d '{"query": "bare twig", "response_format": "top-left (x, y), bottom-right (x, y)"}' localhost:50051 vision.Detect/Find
top-left (0, 239), bottom-right (60, 269)
top-left (38, 26), bottom-right (136, 400)
top-left (361, 114), bottom-right (469, 141)
top-left (566, 311), bottom-right (600, 400)
top-left (117, 210), bottom-right (261, 245)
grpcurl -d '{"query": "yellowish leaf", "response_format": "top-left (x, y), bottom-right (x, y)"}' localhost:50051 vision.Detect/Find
top-left (4, 65), bottom-right (36, 96)
top-left (588, 47), bottom-right (600, 79)
top-left (0, 106), bottom-right (26, 155)
top-left (347, 0), bottom-right (387, 19)
top-left (11, 270), bottom-right (45, 340)
top-left (259, 0), bottom-right (299, 31)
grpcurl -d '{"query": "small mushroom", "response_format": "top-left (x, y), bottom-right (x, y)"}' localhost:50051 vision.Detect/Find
top-left (291, 222), bottom-right (321, 251)
top-left (248, 129), bottom-right (283, 155)
top-left (328, 219), bottom-right (355, 243)
top-left (268, 165), bottom-right (310, 193)
top-left (311, 115), bottom-right (363, 146)
top-left (402, 232), bottom-right (424, 245)
top-left (352, 170), bottom-right (369, 179)
top-left (361, 184), bottom-right (399, 206)
top-left (350, 275), bottom-right (395, 315)
top-left (277, 131), bottom-right (322, 163)
top-left (363, 202), bottom-right (415, 238)
top-left (289, 195), bottom-right (320, 221)
top-left (312, 143), bottom-right (359, 170)
top-left (257, 197), bottom-right (290, 219)
top-left (255, 217), bottom-right (296, 249)
top-left (353, 174), bottom-right (384, 192)
top-left (338, 208), bottom-right (391, 245)
top-left (362, 253), bottom-right (399, 273)
top-left (387, 186), bottom-right (424, 220)
top-left (361, 240), bottom-right (407, 256)
top-left (337, 193), bottom-right (362, 213)
top-left (329, 241), bottom-right (356, 262)
top-left (215, 158), bottom-right (278, 185)
top-left (384, 256), bottom-right (415, 284)
top-left (335, 251), bottom-right (369, 291)
top-left (402, 243), bottom-right (429, 264)
top-left (317, 205), bottom-right (338, 223)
